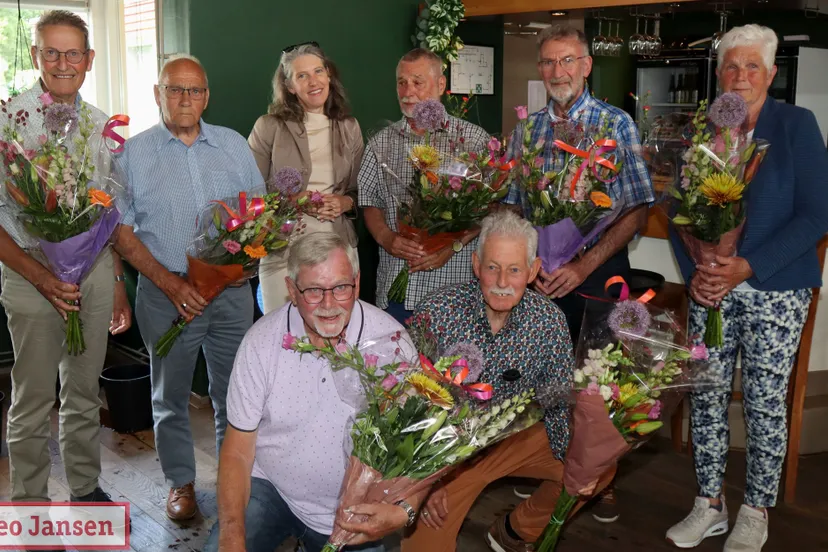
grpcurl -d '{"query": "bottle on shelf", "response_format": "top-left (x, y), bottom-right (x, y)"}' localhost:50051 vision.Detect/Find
top-left (668, 73), bottom-right (676, 104)
top-left (690, 72), bottom-right (699, 104)
top-left (676, 73), bottom-right (685, 104)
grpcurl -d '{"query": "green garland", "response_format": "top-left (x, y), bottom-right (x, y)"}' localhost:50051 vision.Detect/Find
top-left (411, 0), bottom-right (465, 68)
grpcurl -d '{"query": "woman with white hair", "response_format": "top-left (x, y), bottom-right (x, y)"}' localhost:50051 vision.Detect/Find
top-left (249, 43), bottom-right (363, 314)
top-left (666, 24), bottom-right (828, 551)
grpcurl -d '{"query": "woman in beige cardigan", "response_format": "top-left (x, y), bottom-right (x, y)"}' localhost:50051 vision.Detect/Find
top-left (249, 43), bottom-right (364, 314)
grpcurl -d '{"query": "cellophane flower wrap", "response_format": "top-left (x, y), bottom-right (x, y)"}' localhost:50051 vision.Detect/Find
top-left (377, 99), bottom-right (512, 303)
top-left (284, 332), bottom-right (543, 552)
top-left (512, 106), bottom-right (627, 273)
top-left (661, 93), bottom-right (770, 347)
top-left (0, 92), bottom-right (129, 355)
top-left (535, 278), bottom-right (723, 552)
top-left (154, 167), bottom-right (306, 357)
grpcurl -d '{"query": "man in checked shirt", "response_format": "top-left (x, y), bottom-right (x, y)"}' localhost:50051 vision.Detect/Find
top-left (358, 48), bottom-right (490, 324)
top-left (504, 24), bottom-right (655, 530)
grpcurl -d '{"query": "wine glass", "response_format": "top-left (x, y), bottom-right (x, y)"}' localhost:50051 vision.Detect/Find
top-left (629, 17), bottom-right (643, 55)
top-left (651, 19), bottom-right (663, 56)
top-left (592, 19), bottom-right (607, 57)
top-left (612, 21), bottom-right (625, 57)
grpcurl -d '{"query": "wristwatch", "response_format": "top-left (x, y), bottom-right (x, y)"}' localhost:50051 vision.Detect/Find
top-left (114, 274), bottom-right (126, 283)
top-left (394, 499), bottom-right (417, 527)
top-left (452, 240), bottom-right (464, 253)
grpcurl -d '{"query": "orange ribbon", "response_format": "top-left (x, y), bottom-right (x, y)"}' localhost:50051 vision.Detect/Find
top-left (578, 276), bottom-right (655, 304)
top-left (212, 191), bottom-right (266, 232)
top-left (420, 353), bottom-right (493, 400)
top-left (553, 138), bottom-right (619, 198)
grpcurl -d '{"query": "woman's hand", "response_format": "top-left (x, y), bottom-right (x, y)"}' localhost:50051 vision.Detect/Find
top-left (694, 256), bottom-right (753, 303)
top-left (316, 194), bottom-right (353, 222)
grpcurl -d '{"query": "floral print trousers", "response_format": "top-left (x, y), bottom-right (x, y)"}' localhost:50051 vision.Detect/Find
top-left (689, 288), bottom-right (812, 508)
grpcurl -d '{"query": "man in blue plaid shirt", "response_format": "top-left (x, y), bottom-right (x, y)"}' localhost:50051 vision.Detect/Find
top-left (503, 25), bottom-right (654, 533)
top-left (504, 24), bottom-right (654, 342)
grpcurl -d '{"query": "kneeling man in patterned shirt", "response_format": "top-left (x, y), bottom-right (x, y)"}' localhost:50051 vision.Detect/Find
top-left (401, 211), bottom-right (615, 552)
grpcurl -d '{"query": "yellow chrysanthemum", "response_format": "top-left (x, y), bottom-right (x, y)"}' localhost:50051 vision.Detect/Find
top-left (407, 373), bottom-right (454, 409)
top-left (409, 145), bottom-right (441, 172)
top-left (699, 173), bottom-right (744, 207)
top-left (618, 382), bottom-right (640, 404)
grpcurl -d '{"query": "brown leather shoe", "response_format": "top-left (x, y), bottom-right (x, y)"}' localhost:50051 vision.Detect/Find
top-left (166, 482), bottom-right (198, 521)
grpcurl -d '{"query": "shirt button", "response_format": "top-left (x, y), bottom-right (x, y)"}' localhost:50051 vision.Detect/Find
top-left (322, 378), bottom-right (326, 382)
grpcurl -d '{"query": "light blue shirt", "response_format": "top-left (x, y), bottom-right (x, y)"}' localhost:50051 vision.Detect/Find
top-left (119, 120), bottom-right (265, 272)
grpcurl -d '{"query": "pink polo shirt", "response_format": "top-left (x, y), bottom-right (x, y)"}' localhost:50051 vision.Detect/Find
top-left (226, 300), bottom-right (410, 535)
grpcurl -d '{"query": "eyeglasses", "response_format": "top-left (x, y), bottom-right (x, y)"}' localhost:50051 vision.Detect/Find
top-left (158, 85), bottom-right (208, 99)
top-left (297, 282), bottom-right (355, 304)
top-left (538, 56), bottom-right (587, 70)
top-left (40, 48), bottom-right (88, 64)
top-left (281, 41), bottom-right (320, 56)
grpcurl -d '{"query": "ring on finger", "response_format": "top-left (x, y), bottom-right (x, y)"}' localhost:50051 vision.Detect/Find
top-left (423, 511), bottom-right (429, 517)
top-left (181, 302), bottom-right (188, 310)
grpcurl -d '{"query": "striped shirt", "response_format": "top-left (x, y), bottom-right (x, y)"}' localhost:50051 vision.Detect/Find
top-left (358, 116), bottom-right (490, 310)
top-left (0, 83), bottom-right (109, 249)
top-left (504, 88), bottom-right (654, 215)
top-left (119, 120), bottom-right (265, 272)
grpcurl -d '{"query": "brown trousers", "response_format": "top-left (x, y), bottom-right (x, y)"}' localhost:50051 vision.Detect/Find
top-left (401, 423), bottom-right (616, 551)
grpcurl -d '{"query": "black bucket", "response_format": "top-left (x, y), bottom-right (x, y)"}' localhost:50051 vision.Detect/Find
top-left (100, 364), bottom-right (153, 434)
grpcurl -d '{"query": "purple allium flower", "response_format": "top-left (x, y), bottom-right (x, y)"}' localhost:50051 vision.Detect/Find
top-left (270, 166), bottom-right (303, 196)
top-left (608, 300), bottom-right (651, 337)
top-left (44, 103), bottom-right (78, 135)
top-left (412, 99), bottom-right (447, 132)
top-left (444, 341), bottom-right (484, 383)
top-left (708, 92), bottom-right (747, 129)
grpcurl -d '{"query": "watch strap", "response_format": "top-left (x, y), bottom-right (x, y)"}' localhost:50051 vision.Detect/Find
top-left (394, 499), bottom-right (417, 527)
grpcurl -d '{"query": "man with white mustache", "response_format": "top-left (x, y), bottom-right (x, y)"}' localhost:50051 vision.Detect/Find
top-left (208, 232), bottom-right (422, 552)
top-left (503, 23), bottom-right (655, 527)
top-left (401, 211), bottom-right (606, 552)
top-left (358, 48), bottom-right (490, 324)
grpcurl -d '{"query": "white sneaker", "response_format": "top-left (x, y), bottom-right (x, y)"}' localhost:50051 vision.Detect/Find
top-left (666, 497), bottom-right (729, 548)
top-left (723, 505), bottom-right (768, 551)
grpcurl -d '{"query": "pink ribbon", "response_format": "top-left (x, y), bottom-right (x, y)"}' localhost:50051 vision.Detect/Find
top-left (102, 115), bottom-right (130, 153)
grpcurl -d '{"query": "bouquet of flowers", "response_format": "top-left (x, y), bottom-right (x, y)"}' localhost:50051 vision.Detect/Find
top-left (381, 99), bottom-right (511, 303)
top-left (513, 107), bottom-right (626, 274)
top-left (664, 93), bottom-right (770, 347)
top-left (1, 92), bottom-right (128, 355)
top-left (154, 168), bottom-right (306, 357)
top-left (535, 277), bottom-right (721, 551)
top-left (283, 332), bottom-right (542, 552)
top-left (442, 90), bottom-right (475, 120)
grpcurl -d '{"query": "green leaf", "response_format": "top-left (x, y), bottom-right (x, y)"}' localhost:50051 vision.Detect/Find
top-left (672, 214), bottom-right (693, 225)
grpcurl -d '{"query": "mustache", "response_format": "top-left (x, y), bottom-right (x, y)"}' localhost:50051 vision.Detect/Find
top-left (548, 77), bottom-right (571, 85)
top-left (489, 286), bottom-right (516, 296)
top-left (314, 307), bottom-right (346, 318)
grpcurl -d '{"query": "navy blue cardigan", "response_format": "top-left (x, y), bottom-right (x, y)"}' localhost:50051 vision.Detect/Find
top-left (670, 97), bottom-right (828, 291)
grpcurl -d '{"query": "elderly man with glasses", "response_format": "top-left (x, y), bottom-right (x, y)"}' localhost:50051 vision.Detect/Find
top-left (114, 54), bottom-right (265, 521)
top-left (206, 233), bottom-right (421, 552)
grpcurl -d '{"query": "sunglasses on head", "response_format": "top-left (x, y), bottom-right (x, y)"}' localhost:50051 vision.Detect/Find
top-left (281, 41), bottom-right (320, 55)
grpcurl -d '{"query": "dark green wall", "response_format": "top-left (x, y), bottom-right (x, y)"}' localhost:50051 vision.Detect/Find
top-left (452, 17), bottom-right (505, 135)
top-left (190, 0), bottom-right (421, 137)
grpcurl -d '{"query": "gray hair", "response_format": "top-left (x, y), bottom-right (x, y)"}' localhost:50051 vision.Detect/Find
top-left (287, 233), bottom-right (359, 281)
top-left (36, 10), bottom-right (90, 50)
top-left (717, 24), bottom-right (778, 72)
top-left (537, 24), bottom-right (590, 59)
top-left (398, 48), bottom-right (444, 79)
top-left (159, 53), bottom-right (209, 87)
top-left (476, 210), bottom-right (538, 267)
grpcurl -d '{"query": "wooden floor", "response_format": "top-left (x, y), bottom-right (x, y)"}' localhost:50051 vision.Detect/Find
top-left (1, 397), bottom-right (827, 551)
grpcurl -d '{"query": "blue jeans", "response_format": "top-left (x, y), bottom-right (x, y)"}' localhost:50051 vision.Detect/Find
top-left (205, 477), bottom-right (385, 552)
top-left (135, 275), bottom-right (253, 487)
top-left (384, 301), bottom-right (413, 326)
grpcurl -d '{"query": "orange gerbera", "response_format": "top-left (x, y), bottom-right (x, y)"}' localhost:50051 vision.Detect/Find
top-left (590, 191), bottom-right (612, 208)
top-left (88, 189), bottom-right (113, 208)
top-left (425, 171), bottom-right (438, 185)
top-left (243, 244), bottom-right (267, 259)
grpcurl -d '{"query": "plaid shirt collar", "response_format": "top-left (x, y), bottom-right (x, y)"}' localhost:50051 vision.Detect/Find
top-left (544, 86), bottom-right (594, 123)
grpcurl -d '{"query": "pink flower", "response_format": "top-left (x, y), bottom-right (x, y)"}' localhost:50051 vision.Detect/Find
top-left (681, 176), bottom-right (691, 189)
top-left (648, 400), bottom-right (663, 420)
top-left (280, 221), bottom-right (295, 234)
top-left (310, 191), bottom-right (324, 204)
top-left (522, 164), bottom-right (531, 178)
top-left (610, 383), bottom-right (620, 401)
top-left (281, 333), bottom-right (297, 350)
top-left (487, 137), bottom-right (501, 153)
top-left (514, 105), bottom-right (529, 120)
top-left (381, 374), bottom-right (398, 391)
top-left (584, 382), bottom-right (600, 396)
top-left (396, 362), bottom-right (411, 372)
top-left (364, 354), bottom-right (379, 368)
top-left (37, 134), bottom-right (47, 145)
top-left (536, 175), bottom-right (549, 191)
top-left (39, 92), bottom-right (53, 106)
top-left (334, 342), bottom-right (348, 354)
top-left (652, 361), bottom-right (665, 373)
top-left (222, 240), bottom-right (241, 254)
top-left (534, 156), bottom-right (544, 168)
top-left (449, 176), bottom-right (462, 191)
top-left (691, 343), bottom-right (709, 361)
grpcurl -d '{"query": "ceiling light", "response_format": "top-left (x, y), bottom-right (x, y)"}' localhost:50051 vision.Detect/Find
top-left (551, 11), bottom-right (567, 16)
top-left (526, 21), bottom-right (552, 29)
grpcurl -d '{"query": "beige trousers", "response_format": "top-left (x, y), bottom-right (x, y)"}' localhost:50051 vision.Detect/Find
top-left (0, 250), bottom-right (113, 501)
